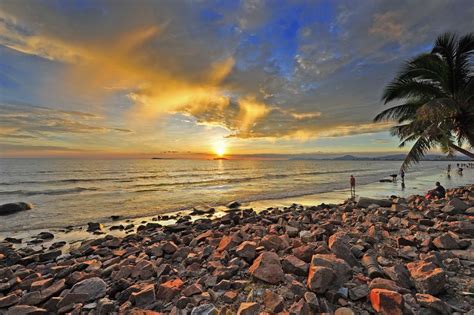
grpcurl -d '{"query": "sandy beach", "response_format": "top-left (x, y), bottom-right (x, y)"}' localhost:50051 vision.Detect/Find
top-left (0, 183), bottom-right (473, 314)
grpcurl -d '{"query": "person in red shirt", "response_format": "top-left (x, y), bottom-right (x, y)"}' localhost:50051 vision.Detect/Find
top-left (350, 175), bottom-right (356, 198)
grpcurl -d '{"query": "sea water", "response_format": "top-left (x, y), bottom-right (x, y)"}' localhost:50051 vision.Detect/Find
top-left (0, 158), bottom-right (471, 232)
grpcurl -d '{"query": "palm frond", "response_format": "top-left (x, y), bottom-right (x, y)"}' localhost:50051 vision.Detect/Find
top-left (400, 135), bottom-right (433, 171)
top-left (382, 79), bottom-right (446, 104)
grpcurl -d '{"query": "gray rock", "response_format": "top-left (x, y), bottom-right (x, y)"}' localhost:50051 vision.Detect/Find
top-left (0, 202), bottom-right (32, 216)
top-left (70, 277), bottom-right (107, 302)
top-left (191, 303), bottom-right (218, 315)
top-left (442, 198), bottom-right (468, 214)
top-left (356, 197), bottom-right (392, 208)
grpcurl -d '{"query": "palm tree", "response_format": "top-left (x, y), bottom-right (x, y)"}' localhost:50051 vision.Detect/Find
top-left (374, 32), bottom-right (474, 171)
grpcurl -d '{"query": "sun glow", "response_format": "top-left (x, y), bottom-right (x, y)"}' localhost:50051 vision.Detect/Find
top-left (214, 143), bottom-right (226, 157)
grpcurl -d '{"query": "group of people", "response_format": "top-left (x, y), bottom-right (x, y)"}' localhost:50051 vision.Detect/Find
top-left (349, 161), bottom-right (466, 199)
top-left (350, 173), bottom-right (447, 200)
top-left (447, 163), bottom-right (473, 176)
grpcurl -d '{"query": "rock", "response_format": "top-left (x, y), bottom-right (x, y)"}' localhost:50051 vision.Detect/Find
top-left (307, 265), bottom-right (336, 293)
top-left (304, 291), bottom-right (320, 312)
top-left (182, 283), bottom-right (203, 297)
top-left (288, 298), bottom-right (311, 314)
top-left (248, 251), bottom-right (284, 284)
top-left (349, 284), bottom-right (369, 300)
top-left (369, 278), bottom-right (408, 294)
top-left (335, 307), bottom-right (356, 315)
top-left (227, 201), bottom-right (241, 209)
top-left (406, 261), bottom-right (446, 295)
top-left (235, 241), bottom-right (257, 261)
top-left (56, 293), bottom-right (89, 309)
top-left (131, 284), bottom-right (156, 306)
top-left (369, 288), bottom-right (403, 315)
top-left (156, 278), bottom-right (184, 302)
top-left (310, 254), bottom-right (352, 284)
top-left (263, 290), bottom-right (284, 313)
top-left (282, 255), bottom-right (309, 276)
top-left (432, 233), bottom-right (460, 250)
top-left (357, 197), bottom-right (392, 208)
top-left (38, 250), bottom-right (61, 262)
top-left (5, 305), bottom-right (48, 315)
top-left (70, 277), bottom-right (107, 302)
top-left (191, 304), bottom-right (218, 315)
top-left (292, 244), bottom-right (315, 263)
top-left (328, 232), bottom-right (359, 267)
top-left (222, 290), bottom-right (238, 303)
top-left (260, 234), bottom-right (285, 251)
top-left (0, 293), bottom-right (19, 308)
top-left (237, 302), bottom-right (260, 315)
top-left (416, 293), bottom-right (450, 315)
top-left (383, 264), bottom-right (414, 289)
top-left (97, 298), bottom-right (116, 315)
top-left (0, 202), bottom-right (32, 215)
top-left (87, 222), bottom-right (104, 232)
top-left (442, 197), bottom-right (468, 214)
top-left (162, 241), bottom-right (178, 254)
top-left (37, 231), bottom-right (54, 240)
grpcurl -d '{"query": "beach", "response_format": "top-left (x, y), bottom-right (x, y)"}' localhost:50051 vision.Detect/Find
top-left (0, 181), bottom-right (473, 314)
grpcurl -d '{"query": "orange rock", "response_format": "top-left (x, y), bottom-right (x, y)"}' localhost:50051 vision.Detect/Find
top-left (369, 288), bottom-right (403, 315)
top-left (156, 278), bottom-right (184, 302)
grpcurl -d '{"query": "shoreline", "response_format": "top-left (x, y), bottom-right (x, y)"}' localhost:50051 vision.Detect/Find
top-left (0, 183), bottom-right (473, 313)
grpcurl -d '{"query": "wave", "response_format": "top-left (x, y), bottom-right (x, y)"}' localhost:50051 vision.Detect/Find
top-left (0, 187), bottom-right (99, 196)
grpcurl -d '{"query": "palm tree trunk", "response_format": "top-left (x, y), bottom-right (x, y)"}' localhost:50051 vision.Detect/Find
top-left (448, 143), bottom-right (474, 159)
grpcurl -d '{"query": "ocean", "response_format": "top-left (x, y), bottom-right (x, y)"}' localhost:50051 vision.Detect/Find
top-left (0, 158), bottom-right (472, 232)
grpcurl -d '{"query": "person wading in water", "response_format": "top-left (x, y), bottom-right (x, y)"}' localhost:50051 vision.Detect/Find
top-left (350, 175), bottom-right (356, 198)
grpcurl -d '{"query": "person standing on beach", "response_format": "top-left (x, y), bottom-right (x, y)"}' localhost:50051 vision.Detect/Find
top-left (447, 164), bottom-right (451, 175)
top-left (350, 175), bottom-right (356, 198)
top-left (400, 169), bottom-right (405, 183)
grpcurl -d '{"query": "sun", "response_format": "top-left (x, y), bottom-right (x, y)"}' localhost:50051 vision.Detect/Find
top-left (215, 146), bottom-right (226, 157)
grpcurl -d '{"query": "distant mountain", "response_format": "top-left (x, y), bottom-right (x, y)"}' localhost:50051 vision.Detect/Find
top-left (333, 155), bottom-right (359, 160)
top-left (330, 154), bottom-right (471, 161)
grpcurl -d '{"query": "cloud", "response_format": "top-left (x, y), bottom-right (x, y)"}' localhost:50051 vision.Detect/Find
top-left (0, 0), bottom-right (473, 156)
top-left (369, 12), bottom-right (404, 41)
top-left (0, 102), bottom-right (132, 143)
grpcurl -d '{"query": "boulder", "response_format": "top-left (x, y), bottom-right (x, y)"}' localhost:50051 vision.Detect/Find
top-left (263, 290), bottom-right (284, 313)
top-left (227, 201), bottom-right (241, 209)
top-left (191, 304), bottom-right (218, 315)
top-left (432, 233), bottom-right (459, 250)
top-left (70, 277), bottom-right (107, 302)
top-left (307, 265), bottom-right (336, 293)
top-left (441, 197), bottom-right (468, 214)
top-left (235, 241), bottom-right (257, 261)
top-left (416, 293), bottom-right (450, 315)
top-left (357, 197), bottom-right (392, 208)
top-left (0, 202), bottom-right (32, 216)
top-left (131, 284), bottom-right (156, 306)
top-left (310, 254), bottom-right (352, 284)
top-left (260, 234), bottom-right (285, 251)
top-left (156, 278), bottom-right (184, 302)
top-left (282, 255), bottom-right (309, 276)
top-left (328, 232), bottom-right (359, 267)
top-left (249, 251), bottom-right (284, 284)
top-left (237, 302), bottom-right (260, 315)
top-left (406, 261), bottom-right (446, 295)
top-left (369, 288), bottom-right (403, 315)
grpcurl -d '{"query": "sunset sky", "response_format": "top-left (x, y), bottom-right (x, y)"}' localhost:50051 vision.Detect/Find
top-left (1, 0), bottom-right (473, 158)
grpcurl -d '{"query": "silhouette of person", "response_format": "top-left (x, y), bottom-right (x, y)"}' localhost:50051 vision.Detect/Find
top-left (350, 175), bottom-right (356, 198)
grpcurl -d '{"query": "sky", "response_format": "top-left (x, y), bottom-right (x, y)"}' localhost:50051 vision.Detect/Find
top-left (1, 0), bottom-right (473, 158)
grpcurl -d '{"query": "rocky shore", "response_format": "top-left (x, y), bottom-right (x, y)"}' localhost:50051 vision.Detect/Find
top-left (1, 185), bottom-right (473, 314)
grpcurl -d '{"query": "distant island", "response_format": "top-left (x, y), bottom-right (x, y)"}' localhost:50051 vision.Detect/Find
top-left (290, 154), bottom-right (472, 161)
top-left (213, 157), bottom-right (229, 160)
